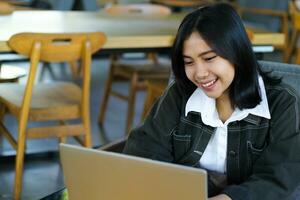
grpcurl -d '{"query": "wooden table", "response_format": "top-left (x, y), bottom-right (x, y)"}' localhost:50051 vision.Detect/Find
top-left (0, 10), bottom-right (285, 53)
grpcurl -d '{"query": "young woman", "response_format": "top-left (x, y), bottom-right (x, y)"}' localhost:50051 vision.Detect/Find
top-left (123, 3), bottom-right (300, 200)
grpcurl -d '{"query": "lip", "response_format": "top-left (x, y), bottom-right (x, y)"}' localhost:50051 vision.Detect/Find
top-left (199, 78), bottom-right (218, 91)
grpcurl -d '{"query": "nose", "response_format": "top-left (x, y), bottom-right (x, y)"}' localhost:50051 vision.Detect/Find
top-left (195, 63), bottom-right (209, 81)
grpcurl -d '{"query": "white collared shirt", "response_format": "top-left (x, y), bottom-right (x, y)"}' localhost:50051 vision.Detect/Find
top-left (185, 76), bottom-right (271, 173)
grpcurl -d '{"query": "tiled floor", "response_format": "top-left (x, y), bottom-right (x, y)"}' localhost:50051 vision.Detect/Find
top-left (1, 52), bottom-right (300, 200)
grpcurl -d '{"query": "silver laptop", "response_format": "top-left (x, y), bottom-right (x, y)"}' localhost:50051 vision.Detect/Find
top-left (59, 144), bottom-right (207, 200)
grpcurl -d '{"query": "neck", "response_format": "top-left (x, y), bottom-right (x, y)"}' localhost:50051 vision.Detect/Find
top-left (216, 93), bottom-right (234, 123)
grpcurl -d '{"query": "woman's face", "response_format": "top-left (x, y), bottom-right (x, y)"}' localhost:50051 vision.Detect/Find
top-left (183, 31), bottom-right (235, 101)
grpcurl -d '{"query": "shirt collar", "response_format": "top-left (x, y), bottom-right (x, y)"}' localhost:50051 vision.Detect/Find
top-left (185, 76), bottom-right (271, 127)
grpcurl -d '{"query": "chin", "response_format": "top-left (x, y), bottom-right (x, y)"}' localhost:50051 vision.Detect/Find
top-left (204, 90), bottom-right (224, 99)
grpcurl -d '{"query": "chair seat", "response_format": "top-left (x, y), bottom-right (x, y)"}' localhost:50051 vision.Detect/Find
top-left (0, 82), bottom-right (81, 121)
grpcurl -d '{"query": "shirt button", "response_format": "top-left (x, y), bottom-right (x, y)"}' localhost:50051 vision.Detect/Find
top-left (229, 150), bottom-right (237, 157)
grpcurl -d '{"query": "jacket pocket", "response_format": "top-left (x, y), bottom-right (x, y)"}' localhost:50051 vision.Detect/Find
top-left (247, 140), bottom-right (267, 171)
top-left (172, 133), bottom-right (191, 161)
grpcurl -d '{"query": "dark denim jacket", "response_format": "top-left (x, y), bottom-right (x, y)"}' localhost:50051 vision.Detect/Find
top-left (123, 80), bottom-right (300, 200)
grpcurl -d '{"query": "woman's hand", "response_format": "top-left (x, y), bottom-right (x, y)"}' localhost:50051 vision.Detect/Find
top-left (208, 194), bottom-right (232, 200)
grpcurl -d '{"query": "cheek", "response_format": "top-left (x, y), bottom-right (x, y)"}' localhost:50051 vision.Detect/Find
top-left (227, 67), bottom-right (235, 83)
top-left (217, 62), bottom-right (235, 83)
top-left (184, 67), bottom-right (193, 80)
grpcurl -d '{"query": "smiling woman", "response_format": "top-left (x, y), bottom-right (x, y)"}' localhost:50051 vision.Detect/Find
top-left (182, 32), bottom-right (235, 122)
top-left (123, 3), bottom-right (300, 200)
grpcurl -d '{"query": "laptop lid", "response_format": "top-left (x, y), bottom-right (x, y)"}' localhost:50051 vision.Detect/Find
top-left (60, 144), bottom-right (207, 200)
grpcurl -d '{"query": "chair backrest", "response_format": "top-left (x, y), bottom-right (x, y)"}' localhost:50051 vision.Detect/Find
top-left (7, 32), bottom-right (106, 123)
top-left (259, 60), bottom-right (300, 95)
top-left (104, 3), bottom-right (171, 15)
top-left (8, 32), bottom-right (106, 62)
top-left (257, 60), bottom-right (300, 200)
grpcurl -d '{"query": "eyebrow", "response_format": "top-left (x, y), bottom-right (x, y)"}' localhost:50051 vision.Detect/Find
top-left (183, 50), bottom-right (215, 58)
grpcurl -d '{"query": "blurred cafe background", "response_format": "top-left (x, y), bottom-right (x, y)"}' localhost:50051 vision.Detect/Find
top-left (0, 0), bottom-right (300, 199)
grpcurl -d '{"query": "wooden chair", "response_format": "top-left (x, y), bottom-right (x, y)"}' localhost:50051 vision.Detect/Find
top-left (235, 0), bottom-right (290, 62)
top-left (98, 4), bottom-right (171, 135)
top-left (141, 80), bottom-right (168, 120)
top-left (288, 1), bottom-right (300, 64)
top-left (99, 80), bottom-right (168, 153)
top-left (0, 32), bottom-right (106, 200)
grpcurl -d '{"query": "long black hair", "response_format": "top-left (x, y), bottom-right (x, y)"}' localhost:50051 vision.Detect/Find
top-left (172, 3), bottom-right (263, 109)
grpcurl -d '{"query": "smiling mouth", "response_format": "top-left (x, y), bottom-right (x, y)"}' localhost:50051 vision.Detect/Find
top-left (201, 79), bottom-right (217, 88)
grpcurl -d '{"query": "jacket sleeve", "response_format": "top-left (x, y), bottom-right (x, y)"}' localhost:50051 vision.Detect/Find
top-left (123, 82), bottom-right (183, 163)
top-left (223, 86), bottom-right (300, 200)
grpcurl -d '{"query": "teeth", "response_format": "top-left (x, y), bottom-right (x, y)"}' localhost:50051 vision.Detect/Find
top-left (202, 79), bottom-right (216, 87)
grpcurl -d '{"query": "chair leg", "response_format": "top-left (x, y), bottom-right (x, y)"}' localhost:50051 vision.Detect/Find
top-left (125, 73), bottom-right (138, 135)
top-left (0, 104), bottom-right (5, 153)
top-left (58, 137), bottom-right (66, 144)
top-left (69, 61), bottom-right (81, 79)
top-left (0, 103), bottom-right (5, 122)
top-left (58, 121), bottom-right (66, 143)
top-left (286, 29), bottom-right (299, 63)
top-left (98, 63), bottom-right (115, 124)
top-left (82, 110), bottom-right (92, 148)
top-left (13, 129), bottom-right (26, 200)
top-left (296, 48), bottom-right (300, 64)
top-left (83, 125), bottom-right (92, 148)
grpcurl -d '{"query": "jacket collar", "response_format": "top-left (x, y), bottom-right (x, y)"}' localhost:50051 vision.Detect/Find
top-left (185, 76), bottom-right (270, 127)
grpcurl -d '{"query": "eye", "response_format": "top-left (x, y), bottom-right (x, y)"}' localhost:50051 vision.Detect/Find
top-left (204, 55), bottom-right (217, 61)
top-left (184, 60), bottom-right (194, 66)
